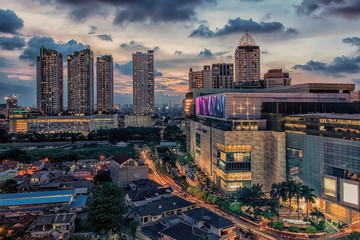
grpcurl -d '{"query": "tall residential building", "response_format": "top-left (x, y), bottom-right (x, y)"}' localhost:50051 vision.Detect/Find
top-left (264, 69), bottom-right (291, 88)
top-left (189, 66), bottom-right (211, 89)
top-left (97, 55), bottom-right (114, 113)
top-left (68, 46), bottom-right (94, 115)
top-left (133, 50), bottom-right (154, 115)
top-left (36, 45), bottom-right (63, 115)
top-left (212, 63), bottom-right (234, 89)
top-left (234, 30), bottom-right (260, 87)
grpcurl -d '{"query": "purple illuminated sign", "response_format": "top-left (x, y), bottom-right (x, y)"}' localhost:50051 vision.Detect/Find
top-left (196, 95), bottom-right (225, 118)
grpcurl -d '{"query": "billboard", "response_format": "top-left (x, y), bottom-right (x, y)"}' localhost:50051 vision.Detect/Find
top-left (323, 176), bottom-right (337, 198)
top-left (340, 179), bottom-right (359, 208)
top-left (196, 95), bottom-right (225, 119)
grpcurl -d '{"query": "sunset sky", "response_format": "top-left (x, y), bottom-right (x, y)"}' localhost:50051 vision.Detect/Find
top-left (0, 0), bottom-right (359, 106)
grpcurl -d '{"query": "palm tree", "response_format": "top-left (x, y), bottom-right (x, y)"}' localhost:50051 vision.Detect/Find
top-left (270, 182), bottom-right (287, 221)
top-left (300, 185), bottom-right (316, 221)
top-left (310, 207), bottom-right (324, 223)
top-left (284, 180), bottom-right (301, 219)
top-left (294, 182), bottom-right (302, 220)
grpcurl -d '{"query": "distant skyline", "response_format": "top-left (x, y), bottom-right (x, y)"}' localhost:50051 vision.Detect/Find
top-left (0, 0), bottom-right (359, 106)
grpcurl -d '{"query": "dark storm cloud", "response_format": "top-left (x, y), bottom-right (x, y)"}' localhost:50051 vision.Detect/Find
top-left (0, 72), bottom-right (35, 105)
top-left (343, 37), bottom-right (360, 47)
top-left (0, 36), bottom-right (26, 50)
top-left (199, 48), bottom-right (213, 57)
top-left (19, 36), bottom-right (86, 64)
top-left (295, 0), bottom-right (360, 20)
top-left (40, 0), bottom-right (216, 24)
top-left (0, 9), bottom-right (24, 34)
top-left (88, 26), bottom-right (97, 35)
top-left (293, 55), bottom-right (360, 78)
top-left (0, 57), bottom-right (11, 68)
top-left (189, 17), bottom-right (297, 38)
top-left (115, 61), bottom-right (162, 76)
top-left (261, 12), bottom-right (272, 21)
top-left (97, 34), bottom-right (112, 41)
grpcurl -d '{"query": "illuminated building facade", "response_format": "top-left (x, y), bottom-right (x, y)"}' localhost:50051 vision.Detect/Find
top-left (124, 115), bottom-right (154, 127)
top-left (9, 112), bottom-right (117, 133)
top-left (97, 55), bottom-right (114, 113)
top-left (212, 63), bottom-right (234, 89)
top-left (133, 50), bottom-right (154, 115)
top-left (286, 114), bottom-right (360, 225)
top-left (189, 65), bottom-right (211, 89)
top-left (36, 46), bottom-right (63, 115)
top-left (264, 69), bottom-right (291, 88)
top-left (68, 46), bottom-right (94, 115)
top-left (234, 31), bottom-right (260, 88)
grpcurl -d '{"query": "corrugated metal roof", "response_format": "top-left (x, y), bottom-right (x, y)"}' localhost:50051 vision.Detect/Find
top-left (69, 195), bottom-right (88, 207)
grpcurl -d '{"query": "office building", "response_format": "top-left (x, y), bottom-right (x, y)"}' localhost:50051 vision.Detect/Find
top-left (189, 65), bottom-right (211, 89)
top-left (68, 46), bottom-right (94, 115)
top-left (133, 50), bottom-right (155, 115)
top-left (212, 63), bottom-right (234, 89)
top-left (234, 30), bottom-right (260, 88)
top-left (285, 114), bottom-right (360, 225)
top-left (36, 46), bottom-right (63, 115)
top-left (97, 55), bottom-right (114, 113)
top-left (124, 114), bottom-right (154, 127)
top-left (264, 69), bottom-right (291, 88)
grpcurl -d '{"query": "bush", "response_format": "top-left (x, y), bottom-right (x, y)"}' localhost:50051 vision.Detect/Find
top-left (288, 225), bottom-right (300, 233)
top-left (306, 225), bottom-right (317, 235)
top-left (272, 221), bottom-right (284, 231)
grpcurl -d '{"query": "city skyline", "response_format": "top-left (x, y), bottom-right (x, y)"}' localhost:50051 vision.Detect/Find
top-left (0, 0), bottom-right (359, 106)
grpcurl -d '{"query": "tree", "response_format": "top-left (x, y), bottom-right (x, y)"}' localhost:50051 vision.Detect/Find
top-left (199, 234), bottom-right (210, 240)
top-left (0, 179), bottom-right (18, 193)
top-left (129, 220), bottom-right (139, 240)
top-left (272, 221), bottom-right (284, 231)
top-left (284, 180), bottom-right (301, 219)
top-left (300, 185), bottom-right (316, 221)
top-left (87, 183), bottom-right (127, 233)
top-left (288, 225), bottom-right (300, 233)
top-left (344, 231), bottom-right (360, 240)
top-left (310, 207), bottom-right (324, 223)
top-left (270, 182), bottom-right (287, 221)
top-left (234, 184), bottom-right (265, 218)
top-left (293, 181), bottom-right (302, 220)
top-left (305, 225), bottom-right (317, 235)
top-left (93, 170), bottom-right (111, 185)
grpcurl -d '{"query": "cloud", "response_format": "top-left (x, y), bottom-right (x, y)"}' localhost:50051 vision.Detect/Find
top-left (295, 0), bottom-right (360, 20)
top-left (343, 37), bottom-right (360, 47)
top-left (293, 55), bottom-right (360, 78)
top-left (19, 36), bottom-right (86, 64)
top-left (153, 46), bottom-right (160, 51)
top-left (40, 0), bottom-right (216, 24)
top-left (0, 72), bottom-right (35, 106)
top-left (261, 12), bottom-right (272, 21)
top-left (174, 50), bottom-right (182, 55)
top-left (199, 48), bottom-right (213, 57)
top-left (0, 36), bottom-right (26, 50)
top-left (120, 40), bottom-right (159, 51)
top-left (97, 34), bottom-right (112, 41)
top-left (0, 57), bottom-right (11, 68)
top-left (189, 17), bottom-right (297, 38)
top-left (88, 26), bottom-right (97, 35)
top-left (226, 55), bottom-right (232, 59)
top-left (262, 50), bottom-right (269, 54)
top-left (115, 61), bottom-right (162, 76)
top-left (0, 9), bottom-right (24, 34)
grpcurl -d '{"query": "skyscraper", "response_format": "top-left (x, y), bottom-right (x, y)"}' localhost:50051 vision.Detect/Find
top-left (36, 45), bottom-right (63, 115)
top-left (133, 50), bottom-right (154, 115)
top-left (189, 65), bottom-right (211, 89)
top-left (234, 30), bottom-right (260, 87)
top-left (97, 55), bottom-right (114, 113)
top-left (212, 63), bottom-right (234, 89)
top-left (68, 46), bottom-right (94, 115)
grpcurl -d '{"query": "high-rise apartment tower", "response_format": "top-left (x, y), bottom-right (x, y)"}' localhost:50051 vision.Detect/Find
top-left (97, 55), bottom-right (114, 113)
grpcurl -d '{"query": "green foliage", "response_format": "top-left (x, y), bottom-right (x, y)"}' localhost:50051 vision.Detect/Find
top-left (310, 220), bottom-right (325, 231)
top-left (199, 234), bottom-right (210, 240)
top-left (163, 125), bottom-right (183, 141)
top-left (288, 225), bottom-right (300, 233)
top-left (0, 179), bottom-right (18, 193)
top-left (0, 148), bottom-right (28, 162)
top-left (0, 230), bottom-right (8, 237)
top-left (343, 231), bottom-right (360, 240)
top-left (87, 183), bottom-right (127, 233)
top-left (129, 220), bottom-right (139, 239)
top-left (272, 221), bottom-right (284, 231)
top-left (305, 225), bottom-right (317, 235)
top-left (93, 170), bottom-right (112, 185)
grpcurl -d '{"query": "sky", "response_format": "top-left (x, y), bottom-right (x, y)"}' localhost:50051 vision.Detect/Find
top-left (0, 0), bottom-right (359, 106)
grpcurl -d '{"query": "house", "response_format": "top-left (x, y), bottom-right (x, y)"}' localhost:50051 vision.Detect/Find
top-left (126, 179), bottom-right (173, 206)
top-left (72, 168), bottom-right (95, 180)
top-left (109, 153), bottom-right (148, 187)
top-left (182, 207), bottom-right (237, 240)
top-left (32, 161), bottom-right (45, 171)
top-left (132, 195), bottom-right (196, 225)
top-left (160, 222), bottom-right (220, 240)
top-left (30, 212), bottom-right (75, 240)
top-left (30, 171), bottom-right (50, 186)
top-left (76, 159), bottom-right (98, 168)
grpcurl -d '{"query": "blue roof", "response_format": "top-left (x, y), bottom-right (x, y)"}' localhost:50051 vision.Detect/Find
top-left (70, 195), bottom-right (88, 207)
top-left (0, 190), bottom-right (75, 207)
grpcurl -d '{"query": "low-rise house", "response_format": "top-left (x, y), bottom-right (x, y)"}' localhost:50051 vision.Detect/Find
top-left (0, 169), bottom-right (18, 182)
top-left (76, 159), bottom-right (98, 168)
top-left (132, 195), bottom-right (196, 225)
top-left (160, 222), bottom-right (220, 240)
top-left (109, 153), bottom-right (148, 187)
top-left (32, 161), bottom-right (45, 172)
top-left (182, 207), bottom-right (237, 240)
top-left (72, 168), bottom-right (95, 180)
top-left (30, 171), bottom-right (50, 186)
